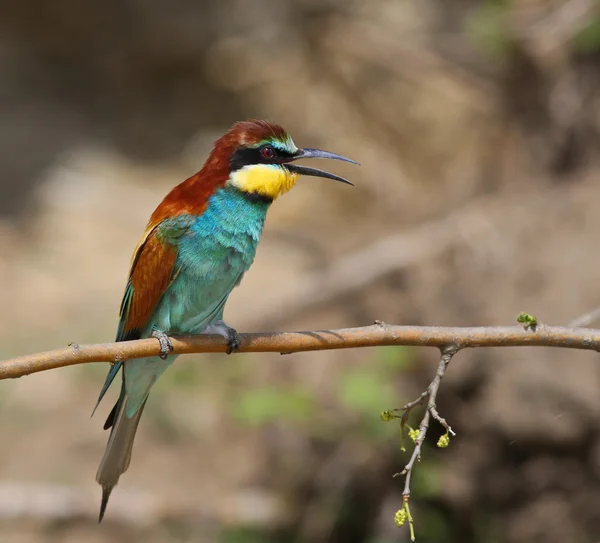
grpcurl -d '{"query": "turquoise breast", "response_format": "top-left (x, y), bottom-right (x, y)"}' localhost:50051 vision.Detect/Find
top-left (152, 185), bottom-right (270, 335)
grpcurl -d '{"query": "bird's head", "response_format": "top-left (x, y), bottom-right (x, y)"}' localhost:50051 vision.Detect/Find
top-left (206, 120), bottom-right (357, 202)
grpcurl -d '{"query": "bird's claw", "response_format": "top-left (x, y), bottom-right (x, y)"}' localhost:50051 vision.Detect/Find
top-left (226, 328), bottom-right (241, 355)
top-left (152, 329), bottom-right (174, 359)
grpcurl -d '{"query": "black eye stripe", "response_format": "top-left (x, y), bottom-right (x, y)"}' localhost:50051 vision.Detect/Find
top-left (230, 148), bottom-right (261, 172)
top-left (230, 145), bottom-right (295, 172)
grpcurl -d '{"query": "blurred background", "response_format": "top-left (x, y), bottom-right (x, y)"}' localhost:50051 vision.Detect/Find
top-left (1, 0), bottom-right (600, 541)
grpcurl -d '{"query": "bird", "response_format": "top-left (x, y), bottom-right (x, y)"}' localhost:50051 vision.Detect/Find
top-left (93, 119), bottom-right (357, 521)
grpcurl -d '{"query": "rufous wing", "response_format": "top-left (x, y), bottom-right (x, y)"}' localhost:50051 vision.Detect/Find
top-left (116, 222), bottom-right (182, 342)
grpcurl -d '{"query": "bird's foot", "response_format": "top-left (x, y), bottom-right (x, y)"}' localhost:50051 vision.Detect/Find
top-left (205, 321), bottom-right (241, 354)
top-left (151, 329), bottom-right (174, 360)
top-left (225, 327), bottom-right (241, 355)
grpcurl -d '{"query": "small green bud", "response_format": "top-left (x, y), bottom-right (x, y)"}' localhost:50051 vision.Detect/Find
top-left (394, 508), bottom-right (407, 527)
top-left (437, 433), bottom-right (450, 448)
top-left (517, 312), bottom-right (538, 329)
top-left (380, 409), bottom-right (396, 422)
top-left (408, 427), bottom-right (420, 443)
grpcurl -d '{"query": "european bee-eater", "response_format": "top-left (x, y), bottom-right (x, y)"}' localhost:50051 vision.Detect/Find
top-left (94, 120), bottom-right (357, 521)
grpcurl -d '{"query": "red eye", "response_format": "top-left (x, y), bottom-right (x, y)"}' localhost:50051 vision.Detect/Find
top-left (261, 146), bottom-right (275, 159)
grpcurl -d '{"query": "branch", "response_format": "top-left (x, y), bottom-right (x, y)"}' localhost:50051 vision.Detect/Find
top-left (397, 346), bottom-right (458, 540)
top-left (2, 322), bottom-right (600, 380)
top-left (4, 320), bottom-right (600, 540)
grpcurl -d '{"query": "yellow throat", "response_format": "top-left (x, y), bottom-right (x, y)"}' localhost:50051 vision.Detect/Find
top-left (229, 164), bottom-right (298, 201)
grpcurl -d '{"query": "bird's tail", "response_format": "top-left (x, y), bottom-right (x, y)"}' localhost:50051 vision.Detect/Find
top-left (95, 355), bottom-right (174, 521)
top-left (95, 385), bottom-right (148, 522)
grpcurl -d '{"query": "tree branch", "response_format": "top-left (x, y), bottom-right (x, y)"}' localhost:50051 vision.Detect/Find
top-left (384, 343), bottom-right (457, 521)
top-left (3, 320), bottom-right (600, 540)
top-left (398, 346), bottom-right (458, 540)
top-left (2, 322), bottom-right (600, 380)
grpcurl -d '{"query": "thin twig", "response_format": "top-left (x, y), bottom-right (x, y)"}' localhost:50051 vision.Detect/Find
top-left (397, 346), bottom-right (458, 541)
top-left (426, 346), bottom-right (458, 436)
top-left (400, 346), bottom-right (457, 497)
top-left (401, 408), bottom-right (429, 491)
top-left (384, 390), bottom-right (431, 454)
top-left (400, 390), bottom-right (430, 427)
top-left (2, 323), bottom-right (600, 380)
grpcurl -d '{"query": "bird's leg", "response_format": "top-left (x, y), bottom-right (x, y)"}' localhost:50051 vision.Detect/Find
top-left (151, 328), bottom-right (174, 360)
top-left (204, 320), bottom-right (241, 354)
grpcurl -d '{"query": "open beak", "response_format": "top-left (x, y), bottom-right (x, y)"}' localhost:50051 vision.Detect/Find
top-left (284, 148), bottom-right (358, 186)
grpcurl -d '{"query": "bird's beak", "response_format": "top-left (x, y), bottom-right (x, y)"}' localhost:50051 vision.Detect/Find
top-left (284, 148), bottom-right (358, 186)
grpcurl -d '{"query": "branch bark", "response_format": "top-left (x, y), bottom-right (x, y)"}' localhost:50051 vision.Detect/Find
top-left (2, 322), bottom-right (600, 380)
